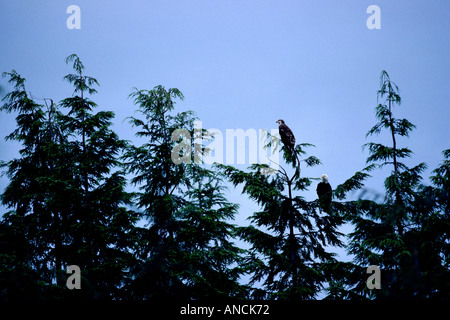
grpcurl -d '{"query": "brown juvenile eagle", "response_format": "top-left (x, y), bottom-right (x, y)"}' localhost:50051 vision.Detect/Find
top-left (276, 119), bottom-right (295, 154)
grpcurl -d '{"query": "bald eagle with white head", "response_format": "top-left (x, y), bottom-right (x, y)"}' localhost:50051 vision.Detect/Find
top-left (317, 174), bottom-right (332, 212)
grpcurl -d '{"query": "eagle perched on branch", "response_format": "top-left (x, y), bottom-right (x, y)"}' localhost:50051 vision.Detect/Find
top-left (317, 174), bottom-right (332, 212)
top-left (276, 119), bottom-right (295, 154)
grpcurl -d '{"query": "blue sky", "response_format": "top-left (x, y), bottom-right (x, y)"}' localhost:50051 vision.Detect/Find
top-left (1, 0), bottom-right (449, 271)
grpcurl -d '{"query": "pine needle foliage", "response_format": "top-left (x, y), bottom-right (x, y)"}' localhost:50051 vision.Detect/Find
top-left (347, 71), bottom-right (450, 299)
top-left (1, 60), bottom-right (448, 301)
top-left (217, 138), bottom-right (348, 300)
top-left (122, 85), bottom-right (246, 300)
top-left (0, 56), bottom-right (139, 299)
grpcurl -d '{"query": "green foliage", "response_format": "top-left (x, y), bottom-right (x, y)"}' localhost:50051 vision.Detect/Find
top-left (346, 70), bottom-right (450, 299)
top-left (217, 138), bottom-right (349, 300)
top-left (0, 62), bottom-right (448, 301)
top-left (122, 85), bottom-right (246, 299)
top-left (0, 56), bottom-right (139, 299)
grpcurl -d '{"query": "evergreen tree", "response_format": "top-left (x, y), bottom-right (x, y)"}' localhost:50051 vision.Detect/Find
top-left (0, 70), bottom-right (54, 298)
top-left (123, 85), bottom-right (245, 299)
top-left (176, 166), bottom-right (248, 299)
top-left (217, 135), bottom-right (346, 300)
top-left (347, 70), bottom-right (450, 299)
top-left (56, 54), bottom-right (139, 299)
top-left (410, 149), bottom-right (450, 298)
top-left (0, 55), bottom-right (139, 299)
